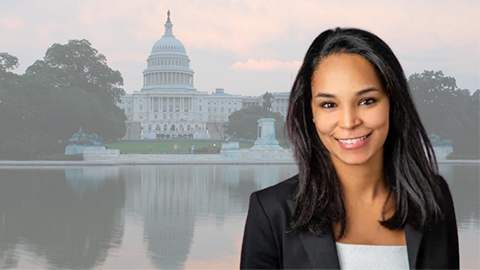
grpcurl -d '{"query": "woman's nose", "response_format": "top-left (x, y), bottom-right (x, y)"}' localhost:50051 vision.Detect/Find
top-left (338, 107), bottom-right (361, 130)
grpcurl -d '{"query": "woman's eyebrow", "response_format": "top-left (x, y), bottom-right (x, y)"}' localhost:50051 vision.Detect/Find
top-left (314, 87), bottom-right (380, 98)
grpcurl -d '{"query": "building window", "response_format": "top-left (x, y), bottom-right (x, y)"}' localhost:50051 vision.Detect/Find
top-left (199, 105), bottom-right (202, 112)
top-left (228, 108), bottom-right (231, 113)
top-left (156, 125), bottom-right (160, 130)
top-left (128, 108), bottom-right (131, 113)
top-left (139, 114), bottom-right (143, 120)
top-left (163, 125), bottom-right (168, 131)
top-left (148, 124), bottom-right (152, 131)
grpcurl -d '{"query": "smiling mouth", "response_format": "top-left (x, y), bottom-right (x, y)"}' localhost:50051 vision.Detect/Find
top-left (336, 133), bottom-right (371, 144)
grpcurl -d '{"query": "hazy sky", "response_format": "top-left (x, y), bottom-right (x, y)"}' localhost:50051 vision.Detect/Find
top-left (2, 0), bottom-right (479, 97)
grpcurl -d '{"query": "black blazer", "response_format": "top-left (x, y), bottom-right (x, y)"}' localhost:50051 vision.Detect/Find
top-left (240, 175), bottom-right (459, 269)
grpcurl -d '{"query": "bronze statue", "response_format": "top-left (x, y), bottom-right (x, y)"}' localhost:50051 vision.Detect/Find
top-left (262, 92), bottom-right (274, 111)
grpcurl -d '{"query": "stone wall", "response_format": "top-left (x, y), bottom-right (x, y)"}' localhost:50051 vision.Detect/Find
top-left (84, 149), bottom-right (120, 160)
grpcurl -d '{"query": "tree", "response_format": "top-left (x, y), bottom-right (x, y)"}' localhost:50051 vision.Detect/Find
top-left (0, 66), bottom-right (57, 159)
top-left (0, 43), bottom-right (127, 159)
top-left (408, 70), bottom-right (479, 156)
top-left (224, 105), bottom-right (286, 141)
top-left (0, 52), bottom-right (19, 75)
top-left (26, 39), bottom-right (125, 103)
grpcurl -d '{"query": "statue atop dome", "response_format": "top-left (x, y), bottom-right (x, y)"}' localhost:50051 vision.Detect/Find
top-left (164, 10), bottom-right (173, 36)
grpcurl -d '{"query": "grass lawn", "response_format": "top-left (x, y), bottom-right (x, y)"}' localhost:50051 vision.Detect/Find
top-left (105, 141), bottom-right (255, 154)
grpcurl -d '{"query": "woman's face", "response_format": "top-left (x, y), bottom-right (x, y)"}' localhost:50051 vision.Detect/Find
top-left (310, 53), bottom-right (390, 167)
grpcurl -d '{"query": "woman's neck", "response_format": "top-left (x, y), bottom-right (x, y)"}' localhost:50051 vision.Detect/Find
top-left (331, 152), bottom-right (387, 202)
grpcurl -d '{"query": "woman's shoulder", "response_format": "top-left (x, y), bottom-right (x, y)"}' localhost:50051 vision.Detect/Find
top-left (435, 174), bottom-right (453, 200)
top-left (251, 174), bottom-right (299, 211)
top-left (255, 174), bottom-right (298, 198)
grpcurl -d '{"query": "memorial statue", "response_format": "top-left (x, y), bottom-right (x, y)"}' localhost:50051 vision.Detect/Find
top-left (262, 92), bottom-right (274, 111)
top-left (68, 127), bottom-right (104, 146)
top-left (428, 133), bottom-right (453, 147)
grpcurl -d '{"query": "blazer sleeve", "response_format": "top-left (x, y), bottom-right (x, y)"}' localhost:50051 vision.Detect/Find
top-left (240, 192), bottom-right (281, 269)
top-left (439, 176), bottom-right (460, 269)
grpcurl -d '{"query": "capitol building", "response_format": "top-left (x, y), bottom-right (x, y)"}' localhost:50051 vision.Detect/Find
top-left (118, 11), bottom-right (289, 140)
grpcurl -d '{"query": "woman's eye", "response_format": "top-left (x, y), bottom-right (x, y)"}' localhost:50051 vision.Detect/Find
top-left (359, 98), bottom-right (376, 105)
top-left (320, 102), bottom-right (336, 108)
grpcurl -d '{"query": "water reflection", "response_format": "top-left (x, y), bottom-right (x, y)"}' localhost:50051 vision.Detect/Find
top-left (439, 165), bottom-right (480, 268)
top-left (0, 165), bottom-right (477, 269)
top-left (0, 168), bottom-right (125, 269)
top-left (123, 165), bottom-right (297, 269)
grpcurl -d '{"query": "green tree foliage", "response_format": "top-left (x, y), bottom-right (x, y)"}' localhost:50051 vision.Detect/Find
top-left (0, 52), bottom-right (19, 75)
top-left (0, 41), bottom-right (127, 159)
top-left (224, 105), bottom-right (286, 141)
top-left (26, 39), bottom-right (125, 103)
top-left (408, 70), bottom-right (479, 156)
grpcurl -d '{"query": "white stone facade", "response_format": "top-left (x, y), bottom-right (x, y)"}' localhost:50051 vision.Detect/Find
top-left (118, 11), bottom-right (290, 140)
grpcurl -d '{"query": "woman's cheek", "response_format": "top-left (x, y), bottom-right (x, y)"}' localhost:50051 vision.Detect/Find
top-left (314, 114), bottom-right (336, 136)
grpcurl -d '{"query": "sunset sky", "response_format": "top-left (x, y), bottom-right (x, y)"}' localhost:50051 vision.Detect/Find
top-left (2, 0), bottom-right (479, 97)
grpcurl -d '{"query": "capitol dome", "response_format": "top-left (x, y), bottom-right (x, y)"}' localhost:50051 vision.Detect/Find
top-left (151, 36), bottom-right (186, 54)
top-left (151, 11), bottom-right (186, 54)
top-left (142, 11), bottom-right (195, 91)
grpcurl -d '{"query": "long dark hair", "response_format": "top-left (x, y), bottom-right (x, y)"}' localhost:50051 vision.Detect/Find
top-left (286, 27), bottom-right (444, 238)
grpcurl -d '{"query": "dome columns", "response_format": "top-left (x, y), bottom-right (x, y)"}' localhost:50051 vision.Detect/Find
top-left (143, 72), bottom-right (193, 86)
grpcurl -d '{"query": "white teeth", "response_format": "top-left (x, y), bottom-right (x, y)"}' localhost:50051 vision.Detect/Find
top-left (338, 135), bottom-right (368, 144)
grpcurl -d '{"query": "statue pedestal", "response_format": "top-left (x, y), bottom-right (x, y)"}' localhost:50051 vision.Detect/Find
top-left (432, 146), bottom-right (454, 159)
top-left (251, 118), bottom-right (283, 150)
top-left (65, 145), bottom-right (105, 155)
top-left (221, 141), bottom-right (240, 151)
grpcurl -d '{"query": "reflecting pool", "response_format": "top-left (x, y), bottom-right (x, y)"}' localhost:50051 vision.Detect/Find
top-left (0, 164), bottom-right (478, 269)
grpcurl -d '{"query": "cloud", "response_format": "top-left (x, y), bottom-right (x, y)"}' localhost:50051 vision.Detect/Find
top-left (0, 0), bottom-right (478, 95)
top-left (230, 59), bottom-right (302, 71)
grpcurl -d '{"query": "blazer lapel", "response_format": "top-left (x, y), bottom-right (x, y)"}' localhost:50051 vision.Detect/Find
top-left (287, 199), bottom-right (341, 269)
top-left (405, 223), bottom-right (423, 269)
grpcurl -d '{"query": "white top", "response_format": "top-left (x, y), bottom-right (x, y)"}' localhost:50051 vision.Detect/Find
top-left (335, 242), bottom-right (409, 270)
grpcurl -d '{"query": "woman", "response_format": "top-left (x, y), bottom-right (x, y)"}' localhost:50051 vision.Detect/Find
top-left (240, 28), bottom-right (459, 269)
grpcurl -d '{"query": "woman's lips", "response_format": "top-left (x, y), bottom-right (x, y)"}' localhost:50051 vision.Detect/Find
top-left (335, 133), bottom-right (371, 150)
